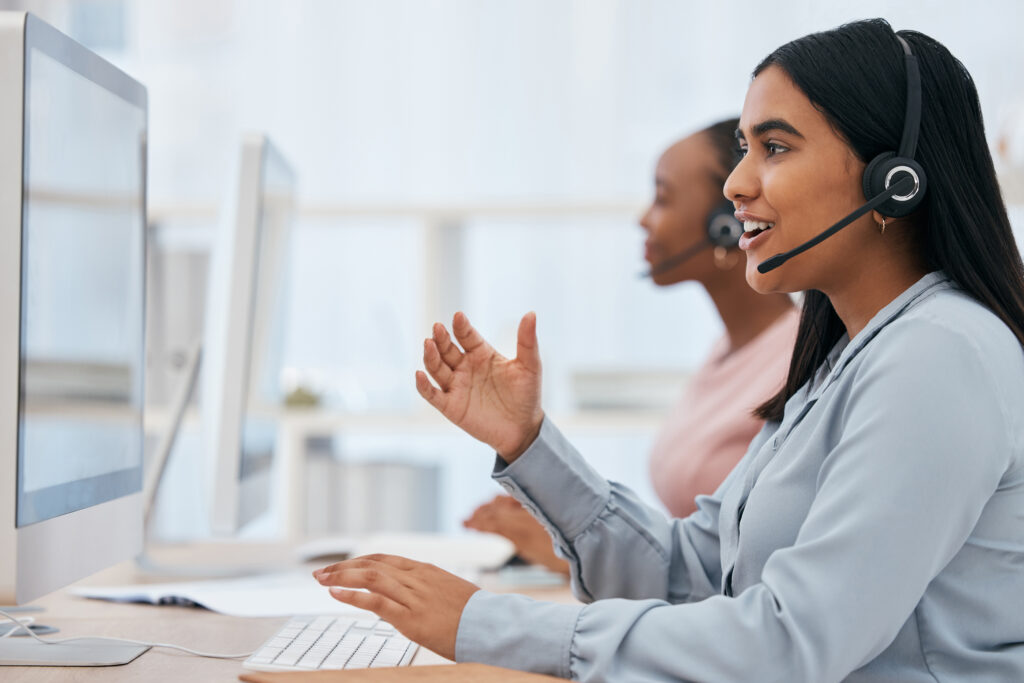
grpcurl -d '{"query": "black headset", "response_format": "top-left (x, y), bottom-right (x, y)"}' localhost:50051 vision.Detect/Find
top-left (757, 33), bottom-right (927, 273)
top-left (642, 200), bottom-right (744, 278)
top-left (862, 35), bottom-right (927, 218)
top-left (706, 200), bottom-right (745, 248)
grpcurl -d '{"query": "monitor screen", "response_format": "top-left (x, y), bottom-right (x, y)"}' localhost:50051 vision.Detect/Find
top-left (16, 36), bottom-right (146, 526)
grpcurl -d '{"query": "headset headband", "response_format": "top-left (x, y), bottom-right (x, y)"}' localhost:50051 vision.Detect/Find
top-left (895, 34), bottom-right (921, 161)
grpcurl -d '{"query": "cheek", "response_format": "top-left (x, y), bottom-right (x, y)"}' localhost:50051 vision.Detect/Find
top-left (659, 209), bottom-right (697, 244)
top-left (764, 158), bottom-right (864, 226)
top-left (762, 164), bottom-right (811, 221)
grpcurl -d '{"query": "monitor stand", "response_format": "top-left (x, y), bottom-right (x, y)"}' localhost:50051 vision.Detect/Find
top-left (0, 638), bottom-right (149, 666)
top-left (136, 342), bottom-right (247, 578)
top-left (135, 342), bottom-right (277, 579)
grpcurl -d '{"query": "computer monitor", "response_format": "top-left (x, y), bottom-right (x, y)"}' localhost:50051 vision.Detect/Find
top-left (0, 11), bottom-right (149, 665)
top-left (203, 134), bottom-right (295, 536)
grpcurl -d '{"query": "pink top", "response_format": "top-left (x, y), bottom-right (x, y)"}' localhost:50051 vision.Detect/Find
top-left (648, 308), bottom-right (800, 518)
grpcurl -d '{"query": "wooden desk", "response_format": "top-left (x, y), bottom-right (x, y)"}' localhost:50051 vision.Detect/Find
top-left (3, 541), bottom-right (576, 682)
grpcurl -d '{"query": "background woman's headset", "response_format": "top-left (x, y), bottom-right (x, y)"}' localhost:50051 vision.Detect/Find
top-left (643, 200), bottom-right (743, 278)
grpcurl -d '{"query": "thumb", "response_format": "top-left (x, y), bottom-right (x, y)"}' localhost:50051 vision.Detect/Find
top-left (515, 311), bottom-right (540, 372)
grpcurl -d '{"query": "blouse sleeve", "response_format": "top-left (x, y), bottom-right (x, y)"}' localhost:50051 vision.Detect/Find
top-left (490, 416), bottom-right (767, 604)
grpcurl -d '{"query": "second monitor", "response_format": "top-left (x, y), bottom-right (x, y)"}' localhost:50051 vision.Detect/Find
top-left (203, 134), bottom-right (296, 536)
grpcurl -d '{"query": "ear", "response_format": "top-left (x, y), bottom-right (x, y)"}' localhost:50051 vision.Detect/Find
top-left (870, 210), bottom-right (885, 227)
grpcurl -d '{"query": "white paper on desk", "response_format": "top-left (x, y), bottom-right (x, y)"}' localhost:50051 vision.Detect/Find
top-left (71, 570), bottom-right (374, 618)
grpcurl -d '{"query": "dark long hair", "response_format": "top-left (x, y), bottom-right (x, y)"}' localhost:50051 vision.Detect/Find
top-left (753, 19), bottom-right (1024, 422)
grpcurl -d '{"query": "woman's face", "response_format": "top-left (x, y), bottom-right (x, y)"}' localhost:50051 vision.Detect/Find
top-left (725, 65), bottom-right (872, 295)
top-left (639, 134), bottom-right (725, 286)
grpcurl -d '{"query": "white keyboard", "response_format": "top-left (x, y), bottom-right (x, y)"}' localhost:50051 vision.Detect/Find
top-left (243, 614), bottom-right (417, 671)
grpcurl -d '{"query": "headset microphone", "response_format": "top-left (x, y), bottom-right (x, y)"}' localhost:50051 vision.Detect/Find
top-left (640, 201), bottom-right (744, 279)
top-left (756, 34), bottom-right (927, 275)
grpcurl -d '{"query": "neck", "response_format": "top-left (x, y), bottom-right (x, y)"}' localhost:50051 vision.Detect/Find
top-left (704, 272), bottom-right (794, 356)
top-left (825, 246), bottom-right (929, 340)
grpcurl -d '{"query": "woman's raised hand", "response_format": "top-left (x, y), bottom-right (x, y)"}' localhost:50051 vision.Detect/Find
top-left (415, 311), bottom-right (544, 463)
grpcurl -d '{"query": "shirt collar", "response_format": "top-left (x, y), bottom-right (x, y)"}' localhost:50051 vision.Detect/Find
top-left (811, 270), bottom-right (952, 397)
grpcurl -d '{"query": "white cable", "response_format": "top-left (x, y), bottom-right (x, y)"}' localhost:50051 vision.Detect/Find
top-left (0, 608), bottom-right (253, 660)
top-left (1, 615), bottom-right (34, 639)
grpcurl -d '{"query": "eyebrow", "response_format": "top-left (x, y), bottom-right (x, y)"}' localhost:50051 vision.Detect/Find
top-left (734, 118), bottom-right (805, 141)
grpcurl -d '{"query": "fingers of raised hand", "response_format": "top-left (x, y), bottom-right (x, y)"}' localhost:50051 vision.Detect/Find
top-left (451, 312), bottom-right (488, 354)
top-left (414, 370), bottom-right (445, 410)
top-left (432, 323), bottom-right (463, 368)
top-left (423, 339), bottom-right (454, 389)
top-left (516, 311), bottom-right (540, 370)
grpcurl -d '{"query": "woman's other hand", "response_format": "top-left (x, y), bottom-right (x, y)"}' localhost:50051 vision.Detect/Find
top-left (314, 554), bottom-right (480, 662)
top-left (416, 311), bottom-right (544, 463)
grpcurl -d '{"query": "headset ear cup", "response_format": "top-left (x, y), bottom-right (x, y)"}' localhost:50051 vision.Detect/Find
top-left (862, 151), bottom-right (927, 218)
top-left (706, 203), bottom-right (743, 248)
top-left (862, 151), bottom-right (893, 202)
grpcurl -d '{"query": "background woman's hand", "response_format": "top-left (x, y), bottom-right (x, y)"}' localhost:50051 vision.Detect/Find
top-left (314, 554), bottom-right (479, 662)
top-left (416, 311), bottom-right (544, 462)
top-left (464, 496), bottom-right (570, 575)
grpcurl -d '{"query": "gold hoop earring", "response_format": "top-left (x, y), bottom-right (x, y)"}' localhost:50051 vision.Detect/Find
top-left (713, 246), bottom-right (738, 270)
top-left (879, 216), bottom-right (887, 235)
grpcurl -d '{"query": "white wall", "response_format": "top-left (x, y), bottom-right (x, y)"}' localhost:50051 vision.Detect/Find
top-left (7, 0), bottom-right (1024, 537)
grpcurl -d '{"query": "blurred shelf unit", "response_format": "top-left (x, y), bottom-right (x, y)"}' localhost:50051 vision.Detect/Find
top-left (276, 406), bottom-right (670, 540)
top-left (149, 198), bottom-right (644, 337)
top-left (276, 406), bottom-right (669, 435)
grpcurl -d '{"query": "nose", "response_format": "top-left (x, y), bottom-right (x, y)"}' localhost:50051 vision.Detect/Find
top-left (723, 153), bottom-right (758, 207)
top-left (638, 203), bottom-right (654, 231)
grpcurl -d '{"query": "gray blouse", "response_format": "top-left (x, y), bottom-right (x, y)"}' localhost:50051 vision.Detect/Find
top-left (455, 272), bottom-right (1024, 682)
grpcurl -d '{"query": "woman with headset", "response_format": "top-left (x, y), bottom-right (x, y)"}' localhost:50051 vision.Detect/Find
top-left (316, 19), bottom-right (1024, 680)
top-left (462, 120), bottom-right (797, 574)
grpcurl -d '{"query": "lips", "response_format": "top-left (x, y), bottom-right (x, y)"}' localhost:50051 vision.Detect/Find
top-left (738, 223), bottom-right (775, 251)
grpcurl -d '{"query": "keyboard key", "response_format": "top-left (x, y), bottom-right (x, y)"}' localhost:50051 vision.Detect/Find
top-left (372, 651), bottom-right (404, 666)
top-left (274, 652), bottom-right (303, 667)
top-left (299, 654), bottom-right (327, 668)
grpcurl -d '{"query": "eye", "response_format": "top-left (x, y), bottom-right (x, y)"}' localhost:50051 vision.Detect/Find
top-left (737, 144), bottom-right (749, 158)
top-left (765, 141), bottom-right (789, 157)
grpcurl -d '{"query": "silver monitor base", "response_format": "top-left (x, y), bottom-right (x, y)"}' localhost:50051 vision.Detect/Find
top-left (0, 638), bottom-right (149, 666)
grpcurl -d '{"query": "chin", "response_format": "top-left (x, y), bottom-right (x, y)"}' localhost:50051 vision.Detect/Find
top-left (745, 258), bottom-right (780, 294)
